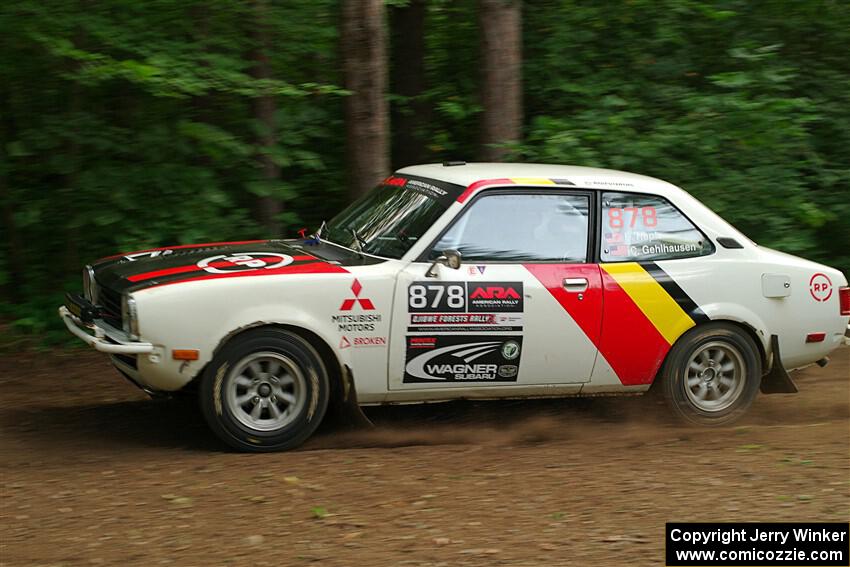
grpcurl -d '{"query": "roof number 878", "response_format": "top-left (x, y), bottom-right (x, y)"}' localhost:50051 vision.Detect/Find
top-left (608, 207), bottom-right (657, 229)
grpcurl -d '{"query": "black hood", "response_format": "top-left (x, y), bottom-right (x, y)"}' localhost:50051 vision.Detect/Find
top-left (92, 239), bottom-right (377, 295)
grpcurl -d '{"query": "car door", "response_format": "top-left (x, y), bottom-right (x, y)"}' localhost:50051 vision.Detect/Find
top-left (388, 189), bottom-right (602, 390)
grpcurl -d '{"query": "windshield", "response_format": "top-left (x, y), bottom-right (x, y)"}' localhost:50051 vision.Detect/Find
top-left (324, 178), bottom-right (455, 259)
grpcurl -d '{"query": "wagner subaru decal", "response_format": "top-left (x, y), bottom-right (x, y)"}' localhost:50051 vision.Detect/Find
top-left (407, 281), bottom-right (524, 332)
top-left (403, 336), bottom-right (523, 383)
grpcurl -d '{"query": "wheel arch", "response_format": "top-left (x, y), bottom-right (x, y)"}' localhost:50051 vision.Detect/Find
top-left (689, 301), bottom-right (771, 370)
top-left (655, 317), bottom-right (768, 388)
top-left (192, 322), bottom-right (353, 413)
top-left (707, 319), bottom-right (768, 375)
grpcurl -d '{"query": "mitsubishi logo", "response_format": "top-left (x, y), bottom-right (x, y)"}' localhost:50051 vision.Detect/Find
top-left (340, 279), bottom-right (375, 311)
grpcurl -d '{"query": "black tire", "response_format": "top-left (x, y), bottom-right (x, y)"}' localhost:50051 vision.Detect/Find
top-left (660, 323), bottom-right (761, 426)
top-left (200, 328), bottom-right (330, 452)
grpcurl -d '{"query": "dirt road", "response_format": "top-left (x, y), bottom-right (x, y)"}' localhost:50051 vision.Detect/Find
top-left (1, 348), bottom-right (848, 566)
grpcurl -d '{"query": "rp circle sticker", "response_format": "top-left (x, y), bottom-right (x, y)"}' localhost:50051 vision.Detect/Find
top-left (809, 273), bottom-right (833, 302)
top-left (197, 253), bottom-right (293, 274)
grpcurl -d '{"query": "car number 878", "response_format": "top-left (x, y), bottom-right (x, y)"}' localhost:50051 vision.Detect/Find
top-left (409, 283), bottom-right (466, 311)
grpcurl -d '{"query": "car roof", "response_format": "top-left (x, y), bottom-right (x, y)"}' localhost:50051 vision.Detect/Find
top-left (397, 162), bottom-right (680, 196)
top-left (397, 162), bottom-right (753, 248)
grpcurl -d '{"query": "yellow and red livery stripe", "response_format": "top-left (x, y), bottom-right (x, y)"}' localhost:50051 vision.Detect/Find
top-left (600, 263), bottom-right (696, 345)
top-left (528, 262), bottom-right (708, 386)
top-left (598, 262), bottom-right (707, 384)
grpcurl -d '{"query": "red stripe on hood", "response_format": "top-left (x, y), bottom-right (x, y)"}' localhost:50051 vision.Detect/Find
top-left (127, 254), bottom-right (315, 283)
top-left (143, 260), bottom-right (348, 289)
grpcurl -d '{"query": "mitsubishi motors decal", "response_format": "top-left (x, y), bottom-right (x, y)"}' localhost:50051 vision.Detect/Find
top-left (407, 281), bottom-right (524, 332)
top-left (403, 336), bottom-right (523, 383)
top-left (332, 279), bottom-right (382, 333)
top-left (340, 278), bottom-right (375, 310)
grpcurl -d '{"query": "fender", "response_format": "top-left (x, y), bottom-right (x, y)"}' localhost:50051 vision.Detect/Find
top-left (697, 301), bottom-right (771, 365)
top-left (209, 305), bottom-right (351, 380)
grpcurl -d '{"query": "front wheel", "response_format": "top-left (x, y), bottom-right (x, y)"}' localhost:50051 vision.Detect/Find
top-left (660, 323), bottom-right (761, 426)
top-left (200, 328), bottom-right (329, 452)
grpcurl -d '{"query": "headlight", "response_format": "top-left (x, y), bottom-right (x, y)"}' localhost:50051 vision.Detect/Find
top-left (82, 266), bottom-right (98, 304)
top-left (121, 294), bottom-right (140, 339)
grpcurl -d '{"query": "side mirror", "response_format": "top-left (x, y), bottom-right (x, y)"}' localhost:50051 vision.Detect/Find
top-left (426, 249), bottom-right (462, 278)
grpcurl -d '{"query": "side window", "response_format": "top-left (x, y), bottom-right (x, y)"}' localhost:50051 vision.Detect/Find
top-left (430, 192), bottom-right (589, 262)
top-left (600, 192), bottom-right (712, 262)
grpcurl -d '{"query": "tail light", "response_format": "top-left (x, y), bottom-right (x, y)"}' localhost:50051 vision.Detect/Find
top-left (806, 332), bottom-right (826, 343)
top-left (840, 286), bottom-right (850, 316)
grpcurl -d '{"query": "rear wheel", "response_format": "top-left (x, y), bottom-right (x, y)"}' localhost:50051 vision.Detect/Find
top-left (660, 323), bottom-right (761, 426)
top-left (200, 328), bottom-right (329, 452)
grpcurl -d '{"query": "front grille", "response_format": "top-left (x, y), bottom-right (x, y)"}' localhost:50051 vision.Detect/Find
top-left (111, 353), bottom-right (138, 370)
top-left (97, 283), bottom-right (123, 330)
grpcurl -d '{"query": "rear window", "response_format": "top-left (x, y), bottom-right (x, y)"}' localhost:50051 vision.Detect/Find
top-left (600, 192), bottom-right (713, 262)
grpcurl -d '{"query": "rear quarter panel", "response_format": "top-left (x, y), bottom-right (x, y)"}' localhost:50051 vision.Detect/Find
top-left (660, 249), bottom-right (848, 371)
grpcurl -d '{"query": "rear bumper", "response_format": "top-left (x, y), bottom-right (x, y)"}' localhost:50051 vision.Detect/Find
top-left (58, 306), bottom-right (154, 354)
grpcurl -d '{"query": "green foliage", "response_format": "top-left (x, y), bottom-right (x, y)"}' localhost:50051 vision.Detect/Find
top-left (518, 0), bottom-right (850, 273)
top-left (1, 0), bottom-right (346, 338)
top-left (1, 0), bottom-right (848, 343)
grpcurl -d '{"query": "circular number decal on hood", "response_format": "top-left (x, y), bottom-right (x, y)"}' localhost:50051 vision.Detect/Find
top-left (197, 253), bottom-right (294, 274)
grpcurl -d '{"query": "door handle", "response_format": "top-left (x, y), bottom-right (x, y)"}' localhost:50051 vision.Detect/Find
top-left (563, 277), bottom-right (588, 292)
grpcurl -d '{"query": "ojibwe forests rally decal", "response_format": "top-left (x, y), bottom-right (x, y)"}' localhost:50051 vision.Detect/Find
top-left (407, 281), bottom-right (524, 332)
top-left (404, 336), bottom-right (523, 383)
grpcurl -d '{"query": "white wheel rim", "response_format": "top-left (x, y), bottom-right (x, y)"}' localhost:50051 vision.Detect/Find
top-left (683, 341), bottom-right (746, 412)
top-left (225, 352), bottom-right (307, 431)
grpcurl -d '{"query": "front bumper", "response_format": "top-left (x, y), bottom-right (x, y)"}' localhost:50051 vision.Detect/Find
top-left (59, 305), bottom-right (154, 354)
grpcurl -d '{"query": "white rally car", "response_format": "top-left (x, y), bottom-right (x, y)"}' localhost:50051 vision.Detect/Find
top-left (60, 163), bottom-right (850, 451)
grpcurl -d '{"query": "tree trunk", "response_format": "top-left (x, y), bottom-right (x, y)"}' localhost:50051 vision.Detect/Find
top-left (478, 0), bottom-right (522, 161)
top-left (342, 0), bottom-right (389, 200)
top-left (390, 0), bottom-right (427, 169)
top-left (250, 0), bottom-right (282, 236)
top-left (0, 87), bottom-right (24, 302)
